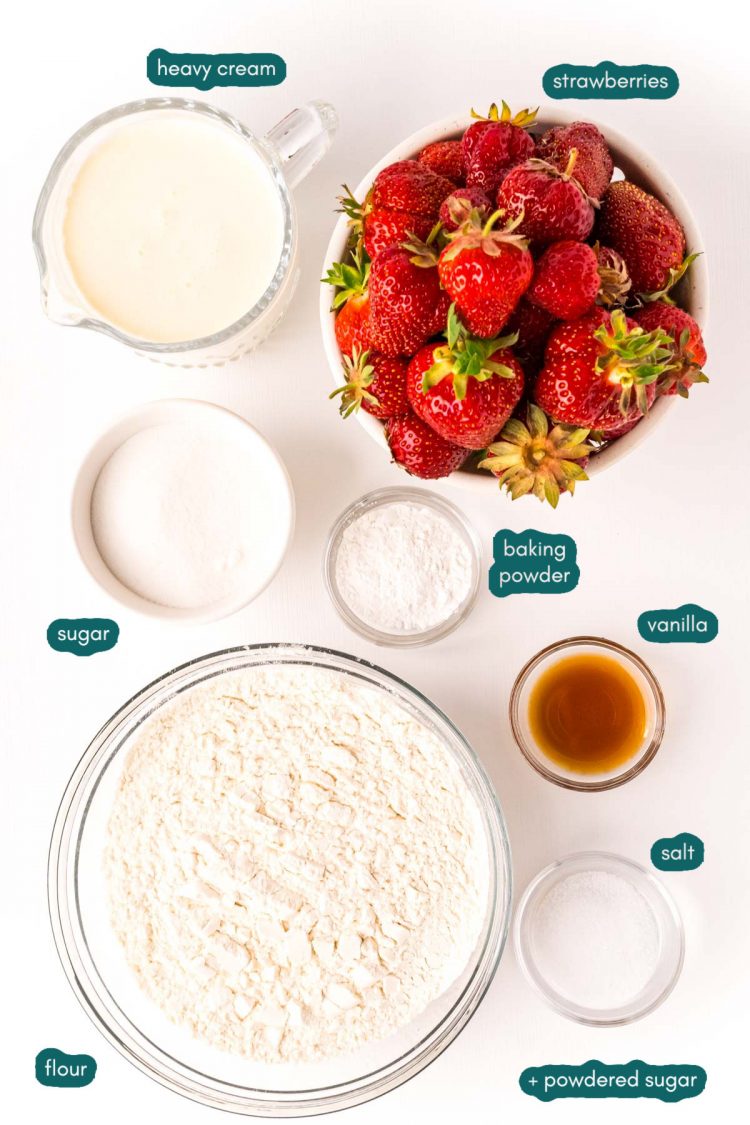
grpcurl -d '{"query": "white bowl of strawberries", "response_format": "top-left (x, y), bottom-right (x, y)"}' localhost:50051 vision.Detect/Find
top-left (320, 104), bottom-right (708, 504)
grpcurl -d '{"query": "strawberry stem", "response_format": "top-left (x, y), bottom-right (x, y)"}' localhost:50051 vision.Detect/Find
top-left (322, 246), bottom-right (370, 310)
top-left (469, 102), bottom-right (538, 128)
top-left (402, 225), bottom-right (443, 268)
top-left (329, 347), bottom-right (379, 417)
top-left (443, 209), bottom-right (529, 260)
top-left (563, 148), bottom-right (578, 179)
top-left (479, 403), bottom-right (593, 507)
top-left (594, 244), bottom-right (632, 308)
top-left (523, 156), bottom-right (598, 208)
top-left (482, 210), bottom-right (502, 238)
top-left (422, 305), bottom-right (518, 401)
top-left (594, 310), bottom-right (676, 414)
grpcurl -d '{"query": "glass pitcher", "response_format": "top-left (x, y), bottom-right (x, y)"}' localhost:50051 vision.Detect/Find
top-left (33, 97), bottom-right (337, 367)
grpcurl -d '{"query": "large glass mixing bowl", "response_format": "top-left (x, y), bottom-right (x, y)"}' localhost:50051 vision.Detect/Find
top-left (48, 644), bottom-right (511, 1116)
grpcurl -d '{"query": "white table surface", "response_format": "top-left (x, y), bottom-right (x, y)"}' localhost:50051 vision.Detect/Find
top-left (2, 0), bottom-right (748, 1120)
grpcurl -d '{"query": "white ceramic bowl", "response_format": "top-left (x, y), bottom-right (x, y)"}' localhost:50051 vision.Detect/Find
top-left (72, 399), bottom-right (295, 623)
top-left (320, 108), bottom-right (709, 492)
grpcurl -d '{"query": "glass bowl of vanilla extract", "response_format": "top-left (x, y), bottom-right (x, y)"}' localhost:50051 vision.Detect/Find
top-left (509, 636), bottom-right (666, 792)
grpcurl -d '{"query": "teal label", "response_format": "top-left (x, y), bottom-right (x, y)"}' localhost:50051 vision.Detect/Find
top-left (651, 832), bottom-right (704, 871)
top-left (520, 1061), bottom-right (705, 1102)
top-left (47, 618), bottom-right (119, 657)
top-left (543, 61), bottom-right (679, 100)
top-left (638, 603), bottom-right (717, 644)
top-left (489, 529), bottom-right (579, 597)
top-left (147, 48), bottom-right (286, 90)
top-left (36, 1049), bottom-right (97, 1088)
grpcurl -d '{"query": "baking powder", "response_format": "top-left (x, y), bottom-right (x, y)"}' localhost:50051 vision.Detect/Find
top-left (334, 500), bottom-right (473, 634)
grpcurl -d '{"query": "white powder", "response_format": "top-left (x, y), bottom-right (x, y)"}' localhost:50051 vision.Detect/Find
top-left (532, 870), bottom-right (661, 1009)
top-left (105, 663), bottom-right (488, 1062)
top-left (90, 418), bottom-right (291, 610)
top-left (334, 501), bottom-right (474, 634)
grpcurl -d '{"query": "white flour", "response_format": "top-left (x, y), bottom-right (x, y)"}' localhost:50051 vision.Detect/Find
top-left (334, 501), bottom-right (473, 634)
top-left (105, 663), bottom-right (488, 1062)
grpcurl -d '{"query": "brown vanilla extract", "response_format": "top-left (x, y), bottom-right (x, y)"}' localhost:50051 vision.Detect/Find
top-left (528, 653), bottom-right (647, 775)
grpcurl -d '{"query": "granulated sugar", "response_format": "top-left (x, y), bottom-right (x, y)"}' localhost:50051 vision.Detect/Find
top-left (105, 663), bottom-right (488, 1062)
top-left (532, 869), bottom-right (660, 1009)
top-left (91, 418), bottom-right (290, 611)
top-left (334, 500), bottom-right (473, 634)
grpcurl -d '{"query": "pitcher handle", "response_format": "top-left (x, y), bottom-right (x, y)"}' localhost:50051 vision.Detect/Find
top-left (264, 101), bottom-right (338, 189)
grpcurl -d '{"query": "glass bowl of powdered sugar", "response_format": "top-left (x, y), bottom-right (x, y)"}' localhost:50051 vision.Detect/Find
top-left (514, 851), bottom-right (684, 1026)
top-left (49, 644), bottom-right (511, 1115)
top-left (324, 487), bottom-right (482, 646)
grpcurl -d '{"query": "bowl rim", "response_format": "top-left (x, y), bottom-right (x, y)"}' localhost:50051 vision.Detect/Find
top-left (48, 642), bottom-right (512, 1116)
top-left (70, 398), bottom-right (296, 624)
top-left (322, 486), bottom-right (483, 647)
top-left (512, 850), bottom-right (685, 1027)
top-left (319, 106), bottom-right (709, 493)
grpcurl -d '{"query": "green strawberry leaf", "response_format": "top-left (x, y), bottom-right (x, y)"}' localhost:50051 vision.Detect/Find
top-left (638, 252), bottom-right (701, 304)
top-left (544, 478), bottom-right (561, 508)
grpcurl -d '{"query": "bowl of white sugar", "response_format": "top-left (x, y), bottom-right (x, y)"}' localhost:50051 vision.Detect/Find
top-left (72, 399), bottom-right (294, 623)
top-left (48, 644), bottom-right (511, 1115)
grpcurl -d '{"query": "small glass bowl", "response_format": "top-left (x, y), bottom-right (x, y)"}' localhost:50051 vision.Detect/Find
top-left (514, 851), bottom-right (685, 1027)
top-left (323, 487), bottom-right (482, 647)
top-left (509, 636), bottom-right (666, 791)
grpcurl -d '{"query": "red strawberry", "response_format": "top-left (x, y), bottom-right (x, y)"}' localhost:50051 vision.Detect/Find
top-left (637, 252), bottom-right (700, 305)
top-left (598, 410), bottom-right (650, 440)
top-left (371, 160), bottom-right (454, 214)
top-left (363, 209), bottom-right (434, 261)
top-left (418, 140), bottom-right (465, 183)
top-left (335, 300), bottom-right (371, 356)
top-left (479, 402), bottom-right (595, 507)
top-left (437, 212), bottom-right (533, 338)
top-left (385, 411), bottom-right (468, 479)
top-left (406, 306), bottom-right (525, 449)
top-left (363, 160), bottom-right (453, 257)
top-left (323, 248), bottom-right (372, 356)
top-left (439, 186), bottom-right (492, 232)
top-left (526, 241), bottom-right (631, 321)
top-left (505, 299), bottom-right (557, 377)
top-left (338, 162), bottom-right (453, 260)
top-left (596, 180), bottom-right (686, 293)
top-left (368, 238), bottom-right (450, 358)
top-left (330, 347), bottom-right (410, 419)
top-left (535, 122), bottom-right (613, 200)
top-left (632, 302), bottom-right (708, 397)
top-left (463, 102), bottom-right (537, 195)
top-left (496, 153), bottom-right (596, 245)
top-left (528, 241), bottom-right (600, 319)
top-left (534, 308), bottom-right (674, 436)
